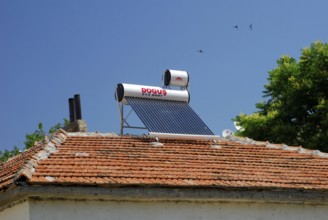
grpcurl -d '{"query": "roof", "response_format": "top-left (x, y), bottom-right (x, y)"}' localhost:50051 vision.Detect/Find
top-left (1, 129), bottom-right (328, 191)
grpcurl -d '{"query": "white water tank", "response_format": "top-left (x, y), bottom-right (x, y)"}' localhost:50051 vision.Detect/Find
top-left (115, 83), bottom-right (190, 105)
top-left (163, 69), bottom-right (189, 87)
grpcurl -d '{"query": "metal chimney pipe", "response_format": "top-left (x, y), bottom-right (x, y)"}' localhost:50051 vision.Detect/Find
top-left (74, 94), bottom-right (82, 120)
top-left (68, 98), bottom-right (75, 123)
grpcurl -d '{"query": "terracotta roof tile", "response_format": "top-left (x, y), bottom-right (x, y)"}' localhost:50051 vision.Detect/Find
top-left (1, 131), bottom-right (328, 191)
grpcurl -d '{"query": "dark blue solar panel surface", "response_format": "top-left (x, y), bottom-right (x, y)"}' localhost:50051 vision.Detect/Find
top-left (126, 97), bottom-right (214, 135)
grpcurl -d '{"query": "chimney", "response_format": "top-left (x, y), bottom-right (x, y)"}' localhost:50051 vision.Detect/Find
top-left (63, 94), bottom-right (87, 132)
top-left (74, 94), bottom-right (82, 120)
top-left (68, 98), bottom-right (75, 123)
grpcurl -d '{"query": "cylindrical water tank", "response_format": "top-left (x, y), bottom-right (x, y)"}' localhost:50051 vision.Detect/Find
top-left (115, 83), bottom-right (190, 105)
top-left (163, 69), bottom-right (189, 87)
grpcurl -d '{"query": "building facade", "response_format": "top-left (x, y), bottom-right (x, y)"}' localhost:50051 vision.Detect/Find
top-left (1, 130), bottom-right (328, 220)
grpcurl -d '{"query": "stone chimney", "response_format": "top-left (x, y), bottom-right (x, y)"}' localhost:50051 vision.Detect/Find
top-left (63, 94), bottom-right (88, 132)
top-left (63, 119), bottom-right (87, 132)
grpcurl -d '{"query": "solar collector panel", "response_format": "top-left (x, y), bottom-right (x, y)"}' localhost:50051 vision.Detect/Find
top-left (126, 97), bottom-right (214, 135)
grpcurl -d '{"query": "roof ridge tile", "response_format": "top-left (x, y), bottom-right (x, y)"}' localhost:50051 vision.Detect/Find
top-left (13, 130), bottom-right (68, 184)
top-left (67, 132), bottom-right (118, 137)
top-left (225, 135), bottom-right (328, 158)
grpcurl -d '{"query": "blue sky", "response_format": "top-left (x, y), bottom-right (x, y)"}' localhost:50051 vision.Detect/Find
top-left (1, 0), bottom-right (328, 151)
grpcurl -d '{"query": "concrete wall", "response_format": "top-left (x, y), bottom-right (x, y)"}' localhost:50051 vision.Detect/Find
top-left (27, 199), bottom-right (328, 220)
top-left (1, 198), bottom-right (327, 220)
top-left (0, 201), bottom-right (29, 220)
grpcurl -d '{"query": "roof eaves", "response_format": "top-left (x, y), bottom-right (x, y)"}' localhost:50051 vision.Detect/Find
top-left (2, 185), bottom-right (328, 208)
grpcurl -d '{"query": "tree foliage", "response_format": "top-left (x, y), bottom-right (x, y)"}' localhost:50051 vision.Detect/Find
top-left (0, 120), bottom-right (68, 163)
top-left (234, 41), bottom-right (328, 152)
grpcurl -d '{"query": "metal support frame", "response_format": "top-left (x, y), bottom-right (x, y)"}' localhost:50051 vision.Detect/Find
top-left (116, 90), bottom-right (147, 135)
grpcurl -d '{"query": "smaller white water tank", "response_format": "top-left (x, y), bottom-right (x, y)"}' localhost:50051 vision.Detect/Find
top-left (163, 69), bottom-right (189, 87)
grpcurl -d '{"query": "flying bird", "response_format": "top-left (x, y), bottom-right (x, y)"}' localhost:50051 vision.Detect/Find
top-left (198, 49), bottom-right (204, 53)
top-left (233, 25), bottom-right (239, 30)
top-left (249, 24), bottom-right (253, 30)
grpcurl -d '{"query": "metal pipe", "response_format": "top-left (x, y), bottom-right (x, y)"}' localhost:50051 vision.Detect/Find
top-left (149, 132), bottom-right (220, 141)
top-left (74, 94), bottom-right (82, 120)
top-left (115, 89), bottom-right (124, 135)
top-left (68, 98), bottom-right (75, 123)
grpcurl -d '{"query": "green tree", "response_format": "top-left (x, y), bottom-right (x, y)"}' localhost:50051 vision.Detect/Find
top-left (234, 41), bottom-right (328, 152)
top-left (0, 119), bottom-right (68, 163)
top-left (24, 122), bottom-right (46, 149)
top-left (0, 146), bottom-right (20, 163)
